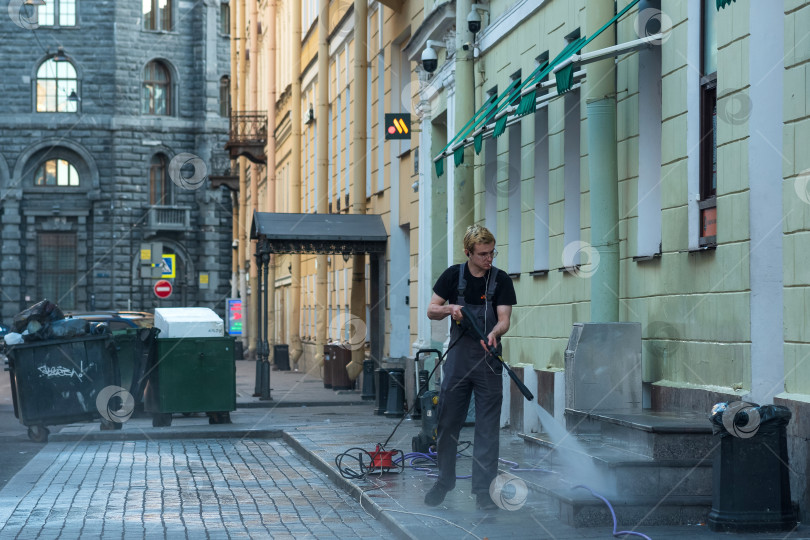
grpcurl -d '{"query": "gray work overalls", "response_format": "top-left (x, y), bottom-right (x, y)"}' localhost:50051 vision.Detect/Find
top-left (435, 263), bottom-right (503, 495)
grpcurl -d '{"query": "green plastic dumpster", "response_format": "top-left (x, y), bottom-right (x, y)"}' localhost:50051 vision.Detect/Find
top-left (112, 327), bottom-right (159, 409)
top-left (144, 336), bottom-right (236, 427)
top-left (6, 334), bottom-right (120, 442)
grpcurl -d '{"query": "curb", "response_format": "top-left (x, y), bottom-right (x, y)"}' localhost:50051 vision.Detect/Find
top-left (282, 432), bottom-right (419, 540)
top-left (49, 427), bottom-right (284, 442)
top-left (236, 400), bottom-right (369, 409)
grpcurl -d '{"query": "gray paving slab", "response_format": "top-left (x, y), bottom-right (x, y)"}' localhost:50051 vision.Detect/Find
top-left (0, 437), bottom-right (390, 539)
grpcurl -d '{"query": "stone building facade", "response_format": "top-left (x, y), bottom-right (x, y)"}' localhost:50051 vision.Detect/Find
top-left (0, 0), bottom-right (233, 321)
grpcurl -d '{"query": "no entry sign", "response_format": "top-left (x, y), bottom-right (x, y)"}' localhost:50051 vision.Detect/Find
top-left (154, 280), bottom-right (173, 299)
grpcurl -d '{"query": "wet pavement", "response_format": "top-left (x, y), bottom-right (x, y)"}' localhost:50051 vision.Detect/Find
top-left (0, 360), bottom-right (808, 539)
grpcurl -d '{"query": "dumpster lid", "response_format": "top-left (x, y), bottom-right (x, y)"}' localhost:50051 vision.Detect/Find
top-left (250, 212), bottom-right (388, 254)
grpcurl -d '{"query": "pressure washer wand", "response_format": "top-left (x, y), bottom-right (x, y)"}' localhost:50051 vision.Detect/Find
top-left (458, 306), bottom-right (534, 401)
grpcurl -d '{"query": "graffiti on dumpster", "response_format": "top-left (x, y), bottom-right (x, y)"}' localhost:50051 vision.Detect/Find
top-left (37, 364), bottom-right (86, 380)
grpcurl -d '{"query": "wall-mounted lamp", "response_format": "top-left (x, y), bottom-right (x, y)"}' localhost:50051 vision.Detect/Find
top-left (25, 0), bottom-right (46, 6)
top-left (342, 253), bottom-right (350, 262)
top-left (53, 47), bottom-right (69, 62)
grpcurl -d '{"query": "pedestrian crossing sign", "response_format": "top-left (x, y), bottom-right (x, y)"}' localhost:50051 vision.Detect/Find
top-left (161, 254), bottom-right (176, 279)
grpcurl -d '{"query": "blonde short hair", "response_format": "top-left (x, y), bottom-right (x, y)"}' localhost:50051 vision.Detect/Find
top-left (463, 224), bottom-right (496, 254)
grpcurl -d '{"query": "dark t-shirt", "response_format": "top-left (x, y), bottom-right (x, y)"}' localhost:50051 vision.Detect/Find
top-left (433, 263), bottom-right (517, 308)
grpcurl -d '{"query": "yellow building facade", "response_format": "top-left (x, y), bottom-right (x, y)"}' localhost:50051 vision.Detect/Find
top-left (230, 0), bottom-right (422, 374)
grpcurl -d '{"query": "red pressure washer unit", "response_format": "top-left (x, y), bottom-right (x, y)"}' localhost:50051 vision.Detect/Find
top-left (368, 444), bottom-right (405, 473)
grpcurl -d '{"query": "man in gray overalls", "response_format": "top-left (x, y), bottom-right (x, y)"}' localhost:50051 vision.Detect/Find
top-left (425, 225), bottom-right (516, 510)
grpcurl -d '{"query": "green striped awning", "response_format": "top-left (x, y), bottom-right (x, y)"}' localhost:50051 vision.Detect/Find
top-left (555, 0), bottom-right (641, 94)
top-left (716, 0), bottom-right (735, 9)
top-left (433, 0), bottom-right (642, 176)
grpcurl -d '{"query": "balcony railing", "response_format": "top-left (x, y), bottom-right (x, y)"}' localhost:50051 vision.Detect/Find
top-left (146, 205), bottom-right (192, 232)
top-left (226, 111), bottom-right (267, 164)
top-left (209, 153), bottom-right (239, 191)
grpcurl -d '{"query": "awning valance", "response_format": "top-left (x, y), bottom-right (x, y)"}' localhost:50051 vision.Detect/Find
top-left (250, 212), bottom-right (388, 254)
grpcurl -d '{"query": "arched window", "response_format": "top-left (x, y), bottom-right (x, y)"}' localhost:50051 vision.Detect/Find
top-left (143, 0), bottom-right (172, 31)
top-left (150, 154), bottom-right (172, 205)
top-left (219, 76), bottom-right (230, 117)
top-left (34, 159), bottom-right (80, 187)
top-left (142, 61), bottom-right (171, 115)
top-left (36, 58), bottom-right (78, 113)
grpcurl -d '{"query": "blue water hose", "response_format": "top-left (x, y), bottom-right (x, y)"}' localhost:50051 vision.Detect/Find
top-left (573, 485), bottom-right (653, 540)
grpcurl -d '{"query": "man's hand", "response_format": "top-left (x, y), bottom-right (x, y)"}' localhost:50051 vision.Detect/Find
top-left (450, 304), bottom-right (463, 322)
top-left (480, 332), bottom-right (497, 353)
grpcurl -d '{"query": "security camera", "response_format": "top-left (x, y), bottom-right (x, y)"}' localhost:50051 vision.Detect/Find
top-left (467, 9), bottom-right (482, 34)
top-left (462, 42), bottom-right (472, 51)
top-left (421, 46), bottom-right (438, 73)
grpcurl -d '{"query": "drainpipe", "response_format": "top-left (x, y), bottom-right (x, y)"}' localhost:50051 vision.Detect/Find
top-left (237, 0), bottom-right (249, 353)
top-left (267, 0), bottom-right (277, 366)
top-left (347, 0), bottom-right (368, 380)
top-left (289, 0), bottom-right (304, 369)
top-left (586, 1), bottom-right (619, 322)
top-left (315, 0), bottom-right (329, 374)
top-left (230, 0), bottom-right (238, 300)
top-left (453, 0), bottom-right (475, 263)
top-left (231, 192), bottom-right (238, 298)
top-left (247, 0), bottom-right (259, 359)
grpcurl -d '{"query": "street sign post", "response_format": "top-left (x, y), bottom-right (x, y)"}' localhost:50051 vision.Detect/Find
top-left (154, 280), bottom-right (173, 299)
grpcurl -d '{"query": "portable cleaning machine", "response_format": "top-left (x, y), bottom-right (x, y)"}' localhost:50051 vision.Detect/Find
top-left (411, 348), bottom-right (442, 453)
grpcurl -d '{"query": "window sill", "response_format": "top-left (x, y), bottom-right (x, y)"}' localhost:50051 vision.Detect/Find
top-left (558, 265), bottom-right (580, 275)
top-left (141, 29), bottom-right (178, 35)
top-left (529, 269), bottom-right (548, 277)
top-left (507, 272), bottom-right (520, 279)
top-left (633, 252), bottom-right (661, 263)
top-left (683, 245), bottom-right (717, 253)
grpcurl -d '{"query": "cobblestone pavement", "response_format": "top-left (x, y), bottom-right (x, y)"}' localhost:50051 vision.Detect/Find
top-left (0, 437), bottom-right (390, 539)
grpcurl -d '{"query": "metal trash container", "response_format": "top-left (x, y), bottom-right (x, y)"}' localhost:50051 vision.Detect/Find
top-left (323, 344), bottom-right (334, 388)
top-left (374, 367), bottom-right (389, 416)
top-left (384, 368), bottom-right (405, 417)
top-left (361, 359), bottom-right (375, 400)
top-left (708, 401), bottom-right (797, 532)
top-left (273, 344), bottom-right (290, 371)
top-left (330, 345), bottom-right (355, 391)
top-left (6, 334), bottom-right (120, 442)
top-left (144, 336), bottom-right (236, 427)
top-left (112, 327), bottom-right (159, 409)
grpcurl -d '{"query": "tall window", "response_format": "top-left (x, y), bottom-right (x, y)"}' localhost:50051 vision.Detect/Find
top-left (38, 233), bottom-right (77, 309)
top-left (699, 0), bottom-right (718, 247)
top-left (34, 159), bottom-right (80, 187)
top-left (39, 0), bottom-right (76, 27)
top-left (150, 154), bottom-right (171, 205)
top-left (220, 1), bottom-right (230, 34)
top-left (142, 61), bottom-right (171, 115)
top-left (219, 76), bottom-right (230, 117)
top-left (36, 58), bottom-right (78, 113)
top-left (143, 0), bottom-right (171, 31)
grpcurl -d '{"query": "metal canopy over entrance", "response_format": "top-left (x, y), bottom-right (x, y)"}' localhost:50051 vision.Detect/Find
top-left (250, 212), bottom-right (388, 388)
top-left (250, 212), bottom-right (387, 255)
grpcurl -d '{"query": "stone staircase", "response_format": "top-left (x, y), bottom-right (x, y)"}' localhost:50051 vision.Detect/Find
top-left (511, 408), bottom-right (717, 527)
